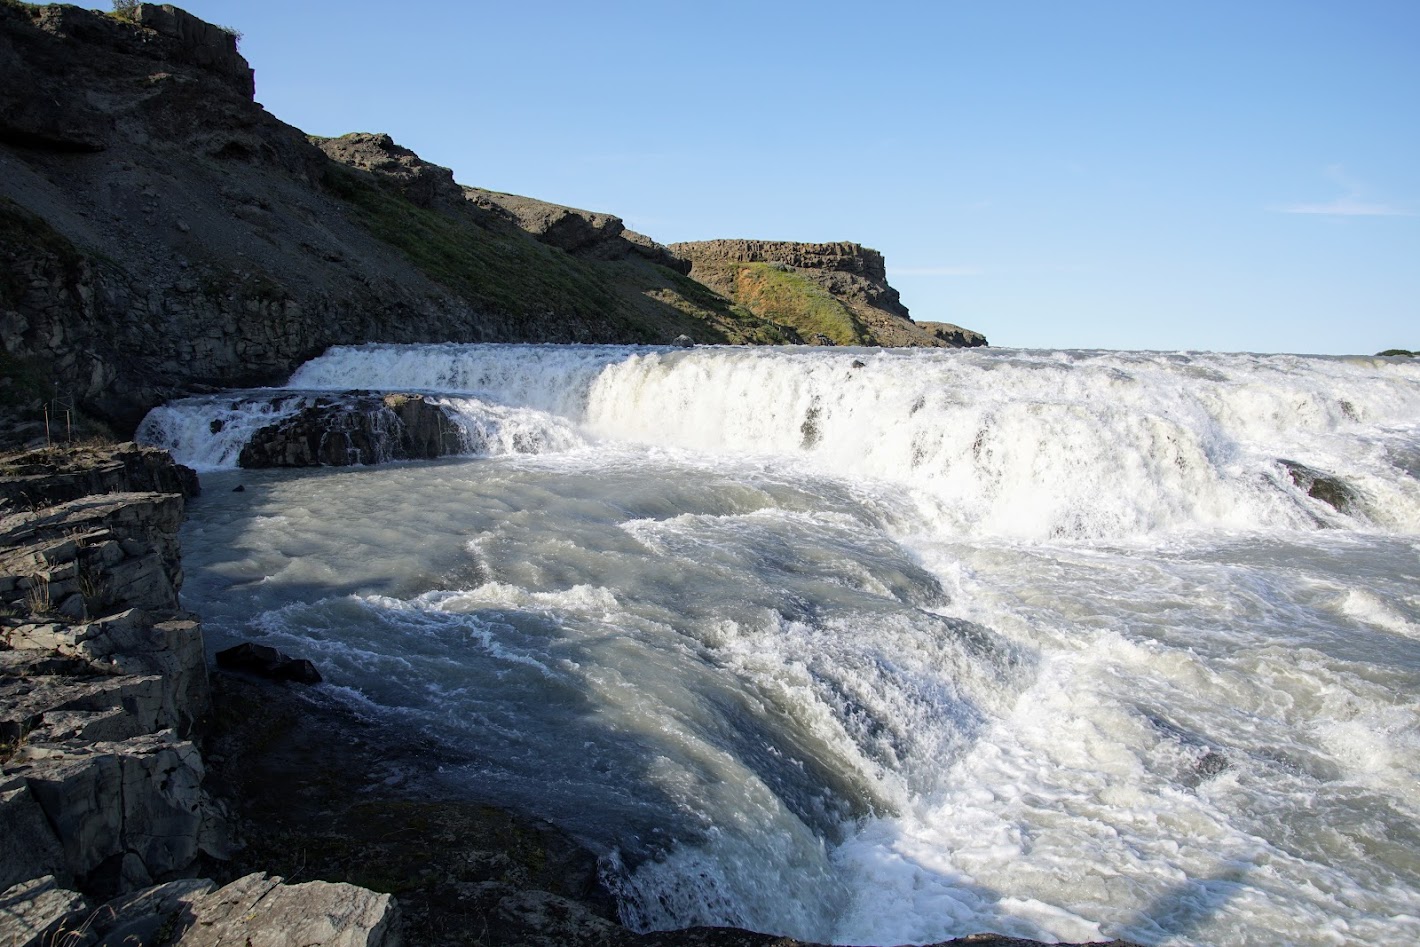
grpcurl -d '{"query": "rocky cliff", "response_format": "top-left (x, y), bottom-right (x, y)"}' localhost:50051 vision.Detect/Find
top-left (0, 443), bottom-right (399, 946)
top-left (0, 2), bottom-right (793, 442)
top-left (0, 2), bottom-right (984, 447)
top-left (670, 240), bottom-right (987, 348)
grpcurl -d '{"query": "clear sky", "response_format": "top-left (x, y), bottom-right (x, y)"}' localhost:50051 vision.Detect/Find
top-left (84, 1), bottom-right (1418, 354)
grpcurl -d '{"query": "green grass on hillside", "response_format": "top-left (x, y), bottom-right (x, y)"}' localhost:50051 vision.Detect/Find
top-left (648, 269), bottom-right (800, 344)
top-left (726, 262), bottom-right (866, 346)
top-left (322, 163), bottom-right (625, 326)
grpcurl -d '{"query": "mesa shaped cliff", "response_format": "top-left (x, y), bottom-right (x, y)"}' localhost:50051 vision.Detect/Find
top-left (670, 239), bottom-right (987, 348)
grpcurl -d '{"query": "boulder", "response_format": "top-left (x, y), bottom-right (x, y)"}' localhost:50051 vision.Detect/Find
top-left (13, 874), bottom-right (398, 947)
top-left (215, 642), bottom-right (322, 685)
top-left (237, 392), bottom-right (466, 468)
top-left (0, 875), bottom-right (89, 947)
top-left (1280, 459), bottom-right (1358, 514)
top-left (11, 732), bottom-right (230, 893)
top-left (165, 873), bottom-right (397, 947)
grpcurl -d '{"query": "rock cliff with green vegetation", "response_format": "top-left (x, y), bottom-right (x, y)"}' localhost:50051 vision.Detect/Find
top-left (669, 239), bottom-right (988, 348)
top-left (0, 4), bottom-right (771, 443)
top-left (0, 2), bottom-right (983, 449)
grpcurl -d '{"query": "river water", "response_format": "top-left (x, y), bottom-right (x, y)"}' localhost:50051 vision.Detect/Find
top-left (137, 344), bottom-right (1420, 946)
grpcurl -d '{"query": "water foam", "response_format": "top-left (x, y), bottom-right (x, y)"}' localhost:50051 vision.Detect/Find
top-left (159, 347), bottom-right (1420, 946)
top-left (140, 344), bottom-right (1420, 540)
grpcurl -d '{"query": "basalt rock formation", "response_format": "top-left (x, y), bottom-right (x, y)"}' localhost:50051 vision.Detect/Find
top-left (0, 443), bottom-right (399, 946)
top-left (670, 239), bottom-right (987, 348)
top-left (0, 2), bottom-right (984, 448)
top-left (235, 391), bottom-right (466, 468)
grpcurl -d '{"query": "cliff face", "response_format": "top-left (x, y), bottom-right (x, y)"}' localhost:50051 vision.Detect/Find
top-left (670, 240), bottom-right (987, 348)
top-left (0, 443), bottom-right (402, 946)
top-left (0, 3), bottom-right (784, 439)
top-left (0, 2), bottom-right (985, 445)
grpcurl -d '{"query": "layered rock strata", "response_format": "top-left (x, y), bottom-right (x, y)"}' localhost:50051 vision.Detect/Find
top-left (0, 443), bottom-right (398, 946)
top-left (669, 240), bottom-right (987, 348)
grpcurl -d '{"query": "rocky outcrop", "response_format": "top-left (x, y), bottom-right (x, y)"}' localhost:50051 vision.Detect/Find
top-left (1280, 459), bottom-right (1358, 515)
top-left (465, 188), bottom-right (690, 272)
top-left (671, 239), bottom-right (898, 284)
top-left (670, 240), bottom-right (987, 348)
top-left (0, 442), bottom-right (199, 511)
top-left (1, 871), bottom-right (399, 947)
top-left (919, 320), bottom-right (989, 348)
top-left (236, 392), bottom-right (467, 468)
top-left (0, 443), bottom-right (402, 947)
top-left (0, 445), bottom-right (223, 902)
top-left (317, 132), bottom-right (461, 211)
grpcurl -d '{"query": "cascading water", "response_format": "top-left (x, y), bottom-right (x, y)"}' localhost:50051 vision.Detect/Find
top-left (140, 344), bottom-right (1420, 946)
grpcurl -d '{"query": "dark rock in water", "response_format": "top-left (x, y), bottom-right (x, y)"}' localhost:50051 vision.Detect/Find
top-left (238, 392), bottom-right (465, 468)
top-left (232, 484), bottom-right (245, 492)
top-left (216, 642), bottom-right (322, 685)
top-left (1280, 460), bottom-right (1358, 514)
top-left (671, 334), bottom-right (694, 348)
top-left (1194, 750), bottom-right (1229, 781)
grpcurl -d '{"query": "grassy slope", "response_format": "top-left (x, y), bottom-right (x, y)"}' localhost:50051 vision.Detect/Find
top-left (322, 165), bottom-right (624, 324)
top-left (723, 262), bottom-right (869, 346)
top-left (323, 164), bottom-right (797, 345)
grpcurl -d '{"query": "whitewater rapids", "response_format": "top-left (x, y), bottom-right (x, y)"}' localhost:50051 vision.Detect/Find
top-left (139, 344), bottom-right (1420, 946)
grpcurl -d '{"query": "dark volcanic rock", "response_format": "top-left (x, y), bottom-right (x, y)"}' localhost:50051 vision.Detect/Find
top-left (317, 131), bottom-right (462, 210)
top-left (215, 642), bottom-right (321, 684)
top-left (237, 392), bottom-right (465, 468)
top-left (1280, 459), bottom-right (1358, 514)
top-left (0, 442), bottom-right (198, 513)
top-left (465, 187), bottom-right (690, 271)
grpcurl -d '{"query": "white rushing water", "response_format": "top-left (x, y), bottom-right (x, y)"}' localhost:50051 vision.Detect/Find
top-left (141, 344), bottom-right (1420, 946)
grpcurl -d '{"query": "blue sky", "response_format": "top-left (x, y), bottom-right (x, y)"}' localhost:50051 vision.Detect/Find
top-left (88, 1), bottom-right (1417, 354)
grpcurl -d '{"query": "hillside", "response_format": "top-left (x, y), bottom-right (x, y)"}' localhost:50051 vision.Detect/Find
top-left (670, 240), bottom-right (987, 349)
top-left (0, 2), bottom-right (982, 444)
